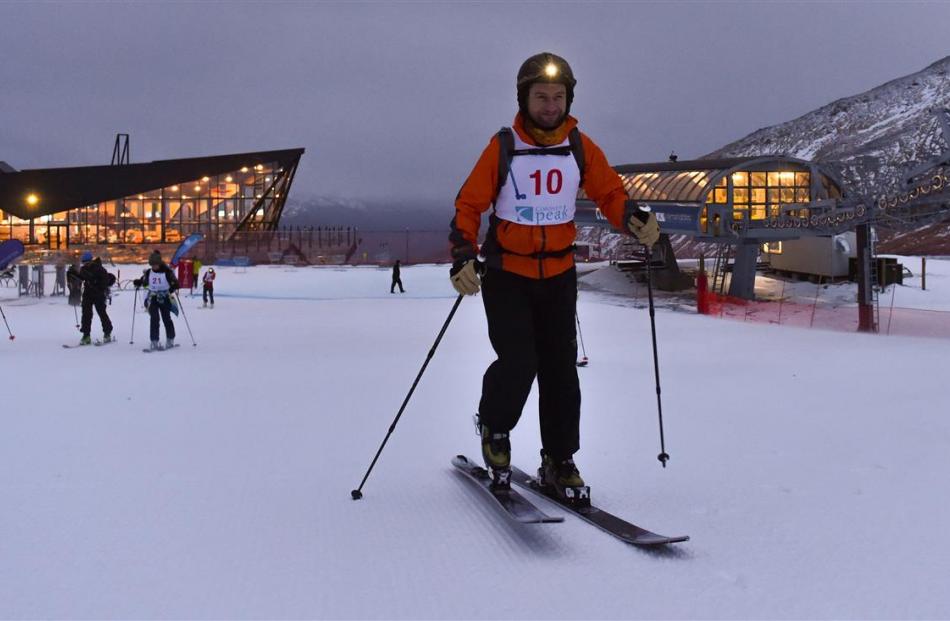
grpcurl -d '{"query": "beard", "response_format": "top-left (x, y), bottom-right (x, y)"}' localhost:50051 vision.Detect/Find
top-left (528, 109), bottom-right (567, 131)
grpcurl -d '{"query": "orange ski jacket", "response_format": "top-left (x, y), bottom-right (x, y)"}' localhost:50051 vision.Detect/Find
top-left (450, 113), bottom-right (628, 279)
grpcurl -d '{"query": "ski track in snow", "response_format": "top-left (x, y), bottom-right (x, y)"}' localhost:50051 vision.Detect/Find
top-left (2, 263), bottom-right (950, 618)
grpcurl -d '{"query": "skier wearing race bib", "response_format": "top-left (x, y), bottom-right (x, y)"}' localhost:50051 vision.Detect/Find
top-left (449, 52), bottom-right (660, 499)
top-left (202, 267), bottom-right (215, 308)
top-left (133, 250), bottom-right (180, 351)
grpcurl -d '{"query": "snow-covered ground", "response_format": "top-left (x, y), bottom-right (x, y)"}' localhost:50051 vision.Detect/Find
top-left (2, 262), bottom-right (949, 618)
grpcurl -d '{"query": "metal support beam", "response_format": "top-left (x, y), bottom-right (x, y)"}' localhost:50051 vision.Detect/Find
top-left (856, 223), bottom-right (876, 332)
top-left (727, 240), bottom-right (759, 300)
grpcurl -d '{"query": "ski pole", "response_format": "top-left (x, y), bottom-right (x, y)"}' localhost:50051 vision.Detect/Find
top-left (74, 305), bottom-right (80, 329)
top-left (129, 288), bottom-right (138, 344)
top-left (633, 207), bottom-right (669, 468)
top-left (352, 294), bottom-right (464, 500)
top-left (643, 244), bottom-right (669, 468)
top-left (0, 303), bottom-right (14, 340)
top-left (175, 291), bottom-right (197, 346)
top-left (575, 310), bottom-right (588, 366)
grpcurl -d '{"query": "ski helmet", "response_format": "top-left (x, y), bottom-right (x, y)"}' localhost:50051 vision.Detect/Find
top-left (80, 250), bottom-right (93, 262)
top-left (516, 52), bottom-right (576, 115)
top-left (148, 250), bottom-right (162, 266)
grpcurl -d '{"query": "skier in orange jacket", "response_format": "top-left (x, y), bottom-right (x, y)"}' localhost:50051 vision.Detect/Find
top-left (448, 52), bottom-right (659, 499)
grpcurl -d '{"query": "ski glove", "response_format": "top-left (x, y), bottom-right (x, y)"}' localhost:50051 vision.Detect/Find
top-left (449, 259), bottom-right (483, 296)
top-left (624, 203), bottom-right (660, 249)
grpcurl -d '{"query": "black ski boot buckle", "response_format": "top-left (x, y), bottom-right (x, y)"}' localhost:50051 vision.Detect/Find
top-left (561, 485), bottom-right (591, 508)
top-left (489, 467), bottom-right (512, 494)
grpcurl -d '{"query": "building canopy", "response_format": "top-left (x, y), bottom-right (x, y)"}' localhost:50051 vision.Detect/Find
top-left (0, 148), bottom-right (304, 220)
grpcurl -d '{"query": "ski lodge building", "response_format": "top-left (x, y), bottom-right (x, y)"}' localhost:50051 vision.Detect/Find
top-left (0, 145), bottom-right (305, 258)
top-left (577, 155), bottom-right (850, 298)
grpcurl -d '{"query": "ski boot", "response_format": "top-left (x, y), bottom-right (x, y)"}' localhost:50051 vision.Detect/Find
top-left (79, 334), bottom-right (92, 346)
top-left (203, 301), bottom-right (207, 307)
top-left (149, 340), bottom-right (162, 351)
top-left (101, 333), bottom-right (114, 343)
top-left (480, 423), bottom-right (511, 492)
top-left (165, 337), bottom-right (175, 349)
top-left (539, 451), bottom-right (591, 507)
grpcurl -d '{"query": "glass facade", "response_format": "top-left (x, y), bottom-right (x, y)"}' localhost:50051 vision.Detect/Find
top-left (618, 170), bottom-right (713, 202)
top-left (0, 160), bottom-right (295, 249)
top-left (705, 170), bottom-right (812, 222)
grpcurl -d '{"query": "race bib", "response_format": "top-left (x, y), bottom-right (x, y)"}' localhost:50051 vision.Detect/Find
top-left (149, 271), bottom-right (170, 292)
top-left (494, 132), bottom-right (580, 226)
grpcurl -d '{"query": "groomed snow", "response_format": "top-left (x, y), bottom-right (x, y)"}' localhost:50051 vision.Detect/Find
top-left (2, 262), bottom-right (949, 618)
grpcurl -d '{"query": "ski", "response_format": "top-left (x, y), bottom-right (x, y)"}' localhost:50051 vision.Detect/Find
top-left (142, 343), bottom-right (181, 354)
top-left (62, 343), bottom-right (92, 349)
top-left (509, 466), bottom-right (688, 546)
top-left (94, 339), bottom-right (116, 346)
top-left (451, 455), bottom-right (563, 524)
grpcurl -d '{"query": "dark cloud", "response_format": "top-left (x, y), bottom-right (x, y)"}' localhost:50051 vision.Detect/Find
top-left (2, 1), bottom-right (949, 203)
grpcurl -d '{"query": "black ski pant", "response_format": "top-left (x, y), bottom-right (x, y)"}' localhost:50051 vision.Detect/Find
top-left (478, 267), bottom-right (580, 462)
top-left (203, 284), bottom-right (214, 304)
top-left (391, 277), bottom-right (404, 293)
top-left (148, 297), bottom-right (176, 342)
top-left (80, 294), bottom-right (113, 336)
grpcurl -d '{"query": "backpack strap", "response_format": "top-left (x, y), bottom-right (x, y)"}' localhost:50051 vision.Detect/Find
top-left (568, 127), bottom-right (585, 186)
top-left (495, 127), bottom-right (515, 199)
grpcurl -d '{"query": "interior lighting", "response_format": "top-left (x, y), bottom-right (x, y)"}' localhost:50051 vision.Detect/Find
top-left (255, 164), bottom-right (263, 171)
top-left (194, 185), bottom-right (201, 192)
top-left (265, 177), bottom-right (271, 182)
top-left (225, 175), bottom-right (233, 182)
top-left (202, 176), bottom-right (210, 182)
top-left (138, 195), bottom-right (144, 199)
top-left (25, 193), bottom-right (39, 206)
top-left (171, 185), bottom-right (179, 191)
top-left (241, 167), bottom-right (248, 173)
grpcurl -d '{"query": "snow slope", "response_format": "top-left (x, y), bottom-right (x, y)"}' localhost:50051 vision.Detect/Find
top-left (1, 264), bottom-right (949, 618)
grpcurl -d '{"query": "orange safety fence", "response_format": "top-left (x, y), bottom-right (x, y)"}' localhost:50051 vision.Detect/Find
top-left (700, 290), bottom-right (950, 339)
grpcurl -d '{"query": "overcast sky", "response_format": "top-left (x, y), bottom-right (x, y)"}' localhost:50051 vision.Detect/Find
top-left (1, 1), bottom-right (949, 203)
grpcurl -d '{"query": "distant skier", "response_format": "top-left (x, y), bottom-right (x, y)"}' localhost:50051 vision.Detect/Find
top-left (133, 250), bottom-right (179, 351)
top-left (191, 258), bottom-right (202, 294)
top-left (202, 267), bottom-right (215, 308)
top-left (391, 260), bottom-right (405, 293)
top-left (448, 52), bottom-right (659, 499)
top-left (77, 251), bottom-right (115, 345)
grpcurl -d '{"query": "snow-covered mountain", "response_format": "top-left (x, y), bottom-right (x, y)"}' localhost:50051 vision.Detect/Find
top-left (706, 56), bottom-right (950, 196)
top-left (705, 56), bottom-right (950, 254)
top-left (282, 194), bottom-right (447, 232)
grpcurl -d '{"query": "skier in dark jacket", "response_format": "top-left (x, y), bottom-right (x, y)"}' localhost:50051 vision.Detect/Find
top-left (390, 260), bottom-right (405, 293)
top-left (133, 250), bottom-right (179, 350)
top-left (77, 251), bottom-right (114, 345)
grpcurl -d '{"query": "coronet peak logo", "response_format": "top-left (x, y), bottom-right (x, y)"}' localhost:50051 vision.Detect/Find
top-left (516, 206), bottom-right (534, 222)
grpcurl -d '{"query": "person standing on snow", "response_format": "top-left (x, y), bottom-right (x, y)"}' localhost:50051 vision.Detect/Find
top-left (133, 250), bottom-right (179, 350)
top-left (202, 267), bottom-right (216, 308)
top-left (391, 259), bottom-right (405, 294)
top-left (192, 258), bottom-right (202, 294)
top-left (77, 251), bottom-right (115, 345)
top-left (448, 52), bottom-right (660, 499)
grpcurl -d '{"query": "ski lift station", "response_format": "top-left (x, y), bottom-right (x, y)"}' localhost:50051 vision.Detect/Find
top-left (578, 155), bottom-right (850, 299)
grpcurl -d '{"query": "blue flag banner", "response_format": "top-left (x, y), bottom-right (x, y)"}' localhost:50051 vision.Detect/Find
top-left (170, 233), bottom-right (203, 267)
top-left (0, 239), bottom-right (25, 270)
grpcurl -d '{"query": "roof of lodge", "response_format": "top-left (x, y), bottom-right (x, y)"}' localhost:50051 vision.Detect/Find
top-left (580, 155), bottom-right (843, 203)
top-left (0, 148), bottom-right (304, 219)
